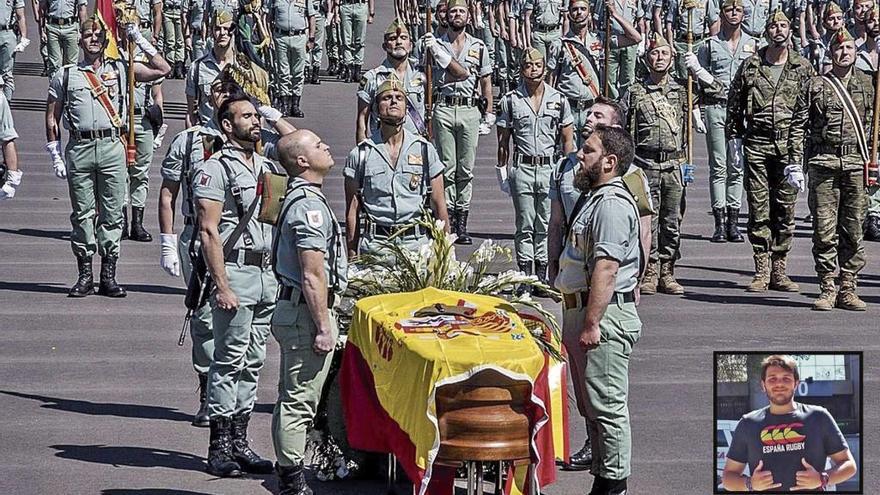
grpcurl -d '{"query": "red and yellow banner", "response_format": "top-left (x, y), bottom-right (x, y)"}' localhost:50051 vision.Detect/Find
top-left (95, 0), bottom-right (120, 59)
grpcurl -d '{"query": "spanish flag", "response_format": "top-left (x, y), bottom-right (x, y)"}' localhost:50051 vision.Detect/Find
top-left (95, 0), bottom-right (120, 59)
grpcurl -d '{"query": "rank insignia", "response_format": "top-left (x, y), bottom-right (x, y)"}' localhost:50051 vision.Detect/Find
top-left (409, 173), bottom-right (422, 190)
top-left (307, 210), bottom-right (324, 227)
top-left (407, 153), bottom-right (423, 165)
top-left (468, 48), bottom-right (479, 59)
top-left (198, 173), bottom-right (211, 187)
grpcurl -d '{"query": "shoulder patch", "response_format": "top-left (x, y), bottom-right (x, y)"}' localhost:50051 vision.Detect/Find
top-left (306, 210), bottom-right (324, 228)
top-left (198, 173), bottom-right (212, 187)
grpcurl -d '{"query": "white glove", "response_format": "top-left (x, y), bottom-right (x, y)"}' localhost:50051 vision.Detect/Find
top-left (727, 138), bottom-right (744, 171)
top-left (160, 233), bottom-right (181, 277)
top-left (692, 108), bottom-right (706, 134)
top-left (0, 169), bottom-right (22, 199)
top-left (423, 33), bottom-right (453, 68)
top-left (46, 141), bottom-right (66, 179)
top-left (127, 23), bottom-right (158, 57)
top-left (784, 164), bottom-right (805, 192)
top-left (684, 52), bottom-right (714, 86)
top-left (153, 123), bottom-right (168, 149)
top-left (495, 164), bottom-right (510, 195)
top-left (13, 37), bottom-right (29, 53)
top-left (479, 112), bottom-right (496, 135)
top-left (637, 38), bottom-right (646, 57)
top-left (258, 104), bottom-right (283, 123)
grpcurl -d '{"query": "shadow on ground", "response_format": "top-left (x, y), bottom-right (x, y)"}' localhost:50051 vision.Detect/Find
top-left (51, 444), bottom-right (205, 472)
top-left (1, 391), bottom-right (193, 423)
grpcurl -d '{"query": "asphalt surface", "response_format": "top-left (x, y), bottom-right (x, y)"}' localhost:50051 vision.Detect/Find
top-left (0, 3), bottom-right (877, 495)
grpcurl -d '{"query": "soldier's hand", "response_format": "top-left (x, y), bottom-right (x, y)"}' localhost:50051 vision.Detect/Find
top-left (784, 164), bottom-right (806, 192)
top-left (0, 170), bottom-right (22, 200)
top-left (368, 12), bottom-right (374, 24)
top-left (750, 460), bottom-right (782, 491)
top-left (159, 234), bottom-right (181, 277)
top-left (46, 141), bottom-right (66, 179)
top-left (307, 38), bottom-right (315, 52)
top-left (313, 330), bottom-right (335, 354)
top-left (215, 287), bottom-right (240, 311)
top-left (604, 0), bottom-right (618, 17)
top-left (691, 108), bottom-right (706, 134)
top-left (578, 325), bottom-right (601, 351)
top-left (13, 37), bottom-right (29, 53)
top-left (495, 164), bottom-right (510, 195)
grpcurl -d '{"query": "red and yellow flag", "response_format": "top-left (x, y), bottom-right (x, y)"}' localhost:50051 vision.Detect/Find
top-left (95, 0), bottom-right (120, 59)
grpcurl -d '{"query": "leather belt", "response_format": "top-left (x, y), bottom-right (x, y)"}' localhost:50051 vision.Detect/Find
top-left (514, 152), bottom-right (554, 166)
top-left (368, 223), bottom-right (425, 238)
top-left (140, 21), bottom-right (152, 29)
top-left (279, 285), bottom-right (337, 308)
top-left (675, 34), bottom-right (706, 43)
top-left (276, 28), bottom-right (308, 36)
top-left (440, 95), bottom-right (479, 107)
top-left (811, 144), bottom-right (860, 156)
top-left (48, 16), bottom-right (78, 26)
top-left (225, 249), bottom-right (273, 268)
top-left (636, 148), bottom-right (685, 162)
top-left (567, 97), bottom-right (594, 110)
top-left (339, 0), bottom-right (367, 4)
top-left (748, 128), bottom-right (787, 141)
top-left (71, 128), bottom-right (121, 140)
top-left (562, 290), bottom-right (635, 310)
top-left (0, 23), bottom-right (13, 30)
top-left (533, 24), bottom-right (559, 33)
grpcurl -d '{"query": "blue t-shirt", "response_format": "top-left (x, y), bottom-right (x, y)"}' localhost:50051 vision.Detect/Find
top-left (727, 403), bottom-right (848, 490)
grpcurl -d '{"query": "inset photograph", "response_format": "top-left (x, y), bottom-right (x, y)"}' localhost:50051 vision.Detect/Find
top-left (714, 352), bottom-right (862, 493)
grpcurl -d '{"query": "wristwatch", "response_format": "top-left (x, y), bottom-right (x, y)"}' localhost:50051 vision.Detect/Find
top-left (820, 471), bottom-right (830, 490)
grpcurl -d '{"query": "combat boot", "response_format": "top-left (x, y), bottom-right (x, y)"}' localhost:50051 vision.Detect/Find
top-left (725, 206), bottom-right (744, 242)
top-left (769, 254), bottom-right (799, 292)
top-left (230, 412), bottom-right (274, 474)
top-left (68, 256), bottom-right (94, 297)
top-left (516, 261), bottom-right (533, 297)
top-left (289, 95), bottom-right (305, 118)
top-left (207, 416), bottom-right (243, 477)
top-left (711, 208), bottom-right (726, 243)
top-left (97, 256), bottom-right (127, 298)
top-left (338, 63), bottom-right (349, 81)
top-left (455, 209), bottom-right (473, 245)
top-left (129, 206), bottom-right (153, 242)
top-left (657, 261), bottom-right (684, 295)
top-left (532, 261), bottom-right (555, 298)
top-left (121, 206), bottom-right (130, 240)
top-left (812, 272), bottom-right (837, 311)
top-left (192, 373), bottom-right (210, 427)
top-left (327, 58), bottom-right (339, 76)
top-left (351, 64), bottom-right (361, 82)
top-left (304, 65), bottom-right (312, 85)
top-left (589, 476), bottom-right (628, 495)
top-left (863, 214), bottom-right (880, 241)
top-left (276, 462), bottom-right (313, 495)
top-left (560, 438), bottom-right (591, 471)
top-left (311, 65), bottom-right (321, 85)
top-left (836, 271), bottom-right (867, 311)
top-left (747, 253), bottom-right (770, 292)
top-left (639, 262), bottom-right (658, 295)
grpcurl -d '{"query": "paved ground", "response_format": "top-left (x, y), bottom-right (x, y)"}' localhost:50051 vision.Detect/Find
top-left (0, 3), bottom-right (876, 495)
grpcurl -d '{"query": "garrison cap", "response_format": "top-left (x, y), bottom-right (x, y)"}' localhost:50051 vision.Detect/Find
top-left (385, 17), bottom-right (409, 37)
top-left (376, 77), bottom-right (406, 97)
top-left (721, 0), bottom-right (744, 9)
top-left (766, 7), bottom-right (790, 26)
top-left (81, 14), bottom-right (104, 33)
top-left (645, 32), bottom-right (670, 53)
top-left (824, 1), bottom-right (844, 18)
top-left (521, 47), bottom-right (544, 64)
top-left (447, 0), bottom-right (468, 10)
top-left (569, 0), bottom-right (590, 7)
top-left (829, 27), bottom-right (855, 47)
top-left (214, 10), bottom-right (234, 25)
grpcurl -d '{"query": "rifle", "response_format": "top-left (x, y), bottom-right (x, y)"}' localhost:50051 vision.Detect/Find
top-left (869, 60), bottom-right (880, 187)
top-left (685, 1), bottom-right (695, 167)
top-left (179, 245), bottom-right (213, 346)
top-left (603, 2), bottom-right (611, 96)
top-left (425, 2), bottom-right (434, 139)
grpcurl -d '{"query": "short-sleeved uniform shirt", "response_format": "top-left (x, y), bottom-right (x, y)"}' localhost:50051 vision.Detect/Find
top-left (547, 30), bottom-right (604, 101)
top-left (593, 0), bottom-right (642, 36)
top-left (273, 177), bottom-right (349, 294)
top-left (47, 0), bottom-right (86, 19)
top-left (0, 0), bottom-right (24, 25)
top-left (726, 403), bottom-right (849, 491)
top-left (132, 0), bottom-right (161, 24)
top-left (525, 0), bottom-right (568, 28)
top-left (358, 61), bottom-right (427, 136)
top-left (265, 0), bottom-right (315, 32)
top-left (697, 32), bottom-right (759, 93)
top-left (343, 128), bottom-right (445, 226)
top-left (0, 93), bottom-right (18, 143)
top-left (496, 82), bottom-right (574, 157)
top-left (48, 59), bottom-right (129, 132)
top-left (205, 0), bottom-right (239, 17)
top-left (160, 124), bottom-right (223, 219)
top-left (665, 0), bottom-right (710, 37)
top-left (434, 33), bottom-right (493, 98)
top-left (185, 50), bottom-right (223, 125)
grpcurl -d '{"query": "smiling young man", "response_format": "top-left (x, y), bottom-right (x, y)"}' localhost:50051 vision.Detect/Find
top-left (721, 355), bottom-right (857, 492)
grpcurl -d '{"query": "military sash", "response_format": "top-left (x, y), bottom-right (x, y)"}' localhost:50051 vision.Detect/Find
top-left (562, 40), bottom-right (601, 99)
top-left (823, 74), bottom-right (870, 164)
top-left (82, 70), bottom-right (124, 129)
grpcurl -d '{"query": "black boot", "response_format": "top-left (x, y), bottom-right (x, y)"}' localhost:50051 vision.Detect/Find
top-left (454, 209), bottom-right (473, 245)
top-left (289, 95), bottom-right (305, 118)
top-left (97, 256), bottom-right (127, 298)
top-left (726, 206), bottom-right (744, 243)
top-left (327, 58), bottom-right (338, 76)
top-left (532, 261), bottom-right (555, 298)
top-left (448, 208), bottom-right (459, 236)
top-left (589, 476), bottom-right (627, 495)
top-left (338, 63), bottom-right (349, 81)
top-left (230, 412), bottom-right (274, 474)
top-left (711, 208), bottom-right (726, 243)
top-left (516, 261), bottom-right (533, 296)
top-left (276, 462), bottom-right (313, 495)
top-left (304, 65), bottom-right (312, 84)
top-left (121, 206), bottom-right (129, 240)
top-left (178, 62), bottom-right (187, 79)
top-left (280, 96), bottom-right (293, 117)
top-left (864, 214), bottom-right (880, 241)
top-left (207, 417), bottom-right (243, 477)
top-left (192, 374), bottom-right (210, 427)
top-left (560, 438), bottom-right (592, 471)
top-left (348, 64), bottom-right (360, 83)
top-left (311, 65), bottom-right (321, 85)
top-left (68, 256), bottom-right (94, 297)
top-left (129, 206), bottom-right (153, 242)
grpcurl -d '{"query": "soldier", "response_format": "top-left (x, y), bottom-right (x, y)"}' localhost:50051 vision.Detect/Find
top-left (524, 0), bottom-right (567, 59)
top-left (326, 0), bottom-right (342, 76)
top-left (343, 79), bottom-right (449, 258)
top-left (496, 47), bottom-right (575, 290)
top-left (188, 0), bottom-right (207, 63)
top-left (0, 85), bottom-right (21, 200)
top-left (426, 0), bottom-right (493, 245)
top-left (555, 124), bottom-right (641, 495)
top-left (548, 0), bottom-right (641, 148)
top-left (186, 11), bottom-right (236, 127)
top-left (338, 0), bottom-right (374, 83)
top-left (270, 129), bottom-right (348, 495)
top-left (593, 0), bottom-right (643, 98)
top-left (687, 0), bottom-right (756, 242)
top-left (44, 17), bottom-right (169, 297)
top-left (665, 0), bottom-right (718, 81)
top-left (357, 19), bottom-right (426, 143)
top-left (192, 94), bottom-right (279, 478)
top-left (162, 0), bottom-right (187, 79)
top-left (851, 0), bottom-right (872, 45)
top-left (266, 0), bottom-right (316, 118)
top-left (308, 0), bottom-right (329, 85)
top-left (790, 29), bottom-right (871, 310)
top-left (0, 0), bottom-right (27, 101)
top-left (856, 4), bottom-right (880, 241)
top-left (809, 1), bottom-right (845, 72)
top-left (39, 0), bottom-right (87, 77)
top-left (727, 8), bottom-right (814, 292)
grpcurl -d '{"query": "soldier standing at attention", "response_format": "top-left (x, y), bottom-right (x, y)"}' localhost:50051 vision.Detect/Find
top-left (45, 17), bottom-right (170, 298)
top-left (0, 83), bottom-right (22, 200)
top-left (790, 29), bottom-right (872, 311)
top-left (162, 0), bottom-right (187, 79)
top-left (186, 11), bottom-right (236, 127)
top-left (665, 0), bottom-right (718, 80)
top-left (188, 0), bottom-right (207, 63)
top-left (496, 47), bottom-right (575, 291)
top-left (593, 0), bottom-right (642, 97)
top-left (270, 129), bottom-right (348, 495)
top-left (523, 0), bottom-right (567, 59)
top-left (338, 0), bottom-right (374, 83)
top-left (727, 8), bottom-right (814, 293)
top-left (39, 0), bottom-right (87, 77)
top-left (344, 79), bottom-right (449, 258)
top-left (266, 0), bottom-right (316, 118)
top-left (307, 0), bottom-right (328, 85)
top-left (0, 0), bottom-right (28, 101)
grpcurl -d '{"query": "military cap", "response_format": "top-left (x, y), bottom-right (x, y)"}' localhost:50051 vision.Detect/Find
top-left (385, 17), bottom-right (409, 37)
top-left (81, 14), bottom-right (105, 34)
top-left (569, 0), bottom-right (590, 6)
top-left (830, 27), bottom-right (855, 47)
top-left (376, 77), bottom-right (406, 97)
top-left (721, 0), bottom-right (744, 9)
top-left (823, 1), bottom-right (843, 18)
top-left (766, 7), bottom-right (790, 25)
top-left (214, 10), bottom-right (234, 25)
top-left (447, 0), bottom-right (468, 10)
top-left (521, 47), bottom-right (544, 64)
top-left (645, 32), bottom-right (670, 53)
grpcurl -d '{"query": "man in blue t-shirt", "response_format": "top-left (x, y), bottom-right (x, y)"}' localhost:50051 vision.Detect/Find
top-left (721, 355), bottom-right (857, 491)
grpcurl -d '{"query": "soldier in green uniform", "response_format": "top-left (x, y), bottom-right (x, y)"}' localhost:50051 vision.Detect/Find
top-left (593, 0), bottom-right (643, 97)
top-left (0, 89), bottom-right (21, 200)
top-left (45, 17), bottom-right (169, 298)
top-left (188, 0), bottom-right (207, 62)
top-left (426, 0), bottom-right (493, 245)
top-left (344, 79), bottom-right (449, 258)
top-left (524, 0), bottom-right (567, 59)
top-left (497, 47), bottom-right (575, 289)
top-left (326, 0), bottom-right (342, 76)
top-left (338, 0), bottom-right (374, 82)
top-left (270, 129), bottom-right (348, 495)
top-left (790, 28), bottom-right (871, 310)
top-left (0, 0), bottom-right (27, 101)
top-left (186, 11), bottom-right (236, 127)
top-left (665, 0), bottom-right (718, 80)
top-left (193, 94), bottom-right (279, 478)
top-left (555, 124), bottom-right (641, 495)
top-left (357, 19), bottom-right (426, 143)
top-left (39, 0), bottom-right (87, 77)
top-left (162, 0), bottom-right (187, 78)
top-left (688, 0), bottom-right (756, 242)
top-left (267, 0), bottom-right (316, 118)
top-left (308, 0), bottom-right (328, 85)
top-left (727, 8), bottom-right (814, 292)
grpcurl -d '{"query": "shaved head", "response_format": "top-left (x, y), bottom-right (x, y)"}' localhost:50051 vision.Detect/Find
top-left (277, 129), bottom-right (334, 180)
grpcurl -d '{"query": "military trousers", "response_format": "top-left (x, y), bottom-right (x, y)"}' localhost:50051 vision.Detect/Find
top-left (127, 117), bottom-right (154, 209)
top-left (326, 21), bottom-right (341, 62)
top-left (0, 29), bottom-right (16, 101)
top-left (162, 11), bottom-right (185, 64)
top-left (477, 18), bottom-right (496, 69)
top-left (207, 263), bottom-right (278, 418)
top-left (704, 104), bottom-right (743, 210)
top-left (310, 14), bottom-right (326, 70)
top-left (434, 104), bottom-right (481, 210)
top-left (495, 36), bottom-right (510, 83)
top-left (191, 29), bottom-right (206, 63)
top-left (270, 297), bottom-right (338, 466)
top-left (530, 28), bottom-right (560, 60)
top-left (641, 162), bottom-right (683, 263)
top-left (275, 33), bottom-right (307, 97)
top-left (178, 222), bottom-right (214, 375)
top-left (563, 295), bottom-right (641, 480)
top-left (339, 2), bottom-right (368, 65)
top-left (867, 184), bottom-right (880, 218)
top-left (359, 231), bottom-right (429, 259)
top-left (606, 44), bottom-right (637, 100)
top-left (743, 141), bottom-right (798, 255)
top-left (509, 159), bottom-right (552, 265)
top-left (46, 23), bottom-right (79, 77)
top-left (808, 164), bottom-right (867, 275)
top-left (65, 136), bottom-right (126, 259)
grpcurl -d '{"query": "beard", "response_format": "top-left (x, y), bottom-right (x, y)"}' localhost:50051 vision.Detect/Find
top-left (573, 165), bottom-right (600, 193)
top-left (767, 389), bottom-right (795, 406)
top-left (232, 124), bottom-right (260, 144)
